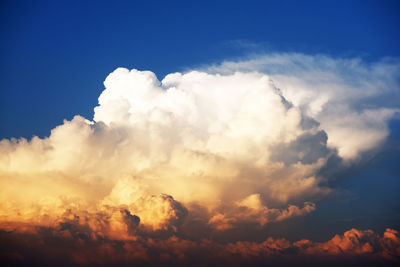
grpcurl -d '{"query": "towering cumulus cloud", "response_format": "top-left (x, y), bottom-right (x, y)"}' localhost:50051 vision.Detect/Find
top-left (0, 53), bottom-right (399, 266)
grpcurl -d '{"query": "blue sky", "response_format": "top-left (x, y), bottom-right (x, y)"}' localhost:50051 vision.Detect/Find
top-left (0, 0), bottom-right (399, 248)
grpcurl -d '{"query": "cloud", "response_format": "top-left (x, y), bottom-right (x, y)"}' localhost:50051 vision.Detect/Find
top-left (0, 53), bottom-right (399, 265)
top-left (206, 53), bottom-right (400, 159)
top-left (208, 194), bottom-right (315, 230)
top-left (1, 226), bottom-right (399, 266)
top-left (0, 67), bottom-right (332, 229)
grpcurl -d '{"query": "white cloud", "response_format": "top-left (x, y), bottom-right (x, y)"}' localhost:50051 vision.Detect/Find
top-left (0, 53), bottom-right (398, 235)
top-left (205, 53), bottom-right (400, 159)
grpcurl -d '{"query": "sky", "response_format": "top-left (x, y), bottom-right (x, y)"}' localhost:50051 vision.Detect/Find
top-left (0, 1), bottom-right (400, 266)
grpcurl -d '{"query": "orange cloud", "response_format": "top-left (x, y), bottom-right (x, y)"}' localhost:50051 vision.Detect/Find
top-left (1, 223), bottom-right (398, 266)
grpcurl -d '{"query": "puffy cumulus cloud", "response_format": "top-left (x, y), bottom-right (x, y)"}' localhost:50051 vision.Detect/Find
top-left (0, 67), bottom-right (331, 233)
top-left (102, 177), bottom-right (187, 232)
top-left (206, 53), bottom-right (400, 159)
top-left (0, 53), bottom-right (399, 265)
top-left (296, 228), bottom-right (400, 261)
top-left (208, 194), bottom-right (315, 230)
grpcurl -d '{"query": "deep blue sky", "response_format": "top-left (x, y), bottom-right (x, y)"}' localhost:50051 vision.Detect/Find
top-left (0, 0), bottom-right (399, 239)
top-left (1, 0), bottom-right (399, 139)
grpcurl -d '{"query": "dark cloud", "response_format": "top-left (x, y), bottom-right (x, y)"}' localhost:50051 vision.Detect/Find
top-left (270, 131), bottom-right (330, 165)
top-left (0, 227), bottom-right (399, 267)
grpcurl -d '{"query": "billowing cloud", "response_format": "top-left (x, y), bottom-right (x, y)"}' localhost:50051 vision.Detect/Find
top-left (0, 53), bottom-right (399, 265)
top-left (208, 194), bottom-right (315, 230)
top-left (206, 53), bottom-right (400, 159)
